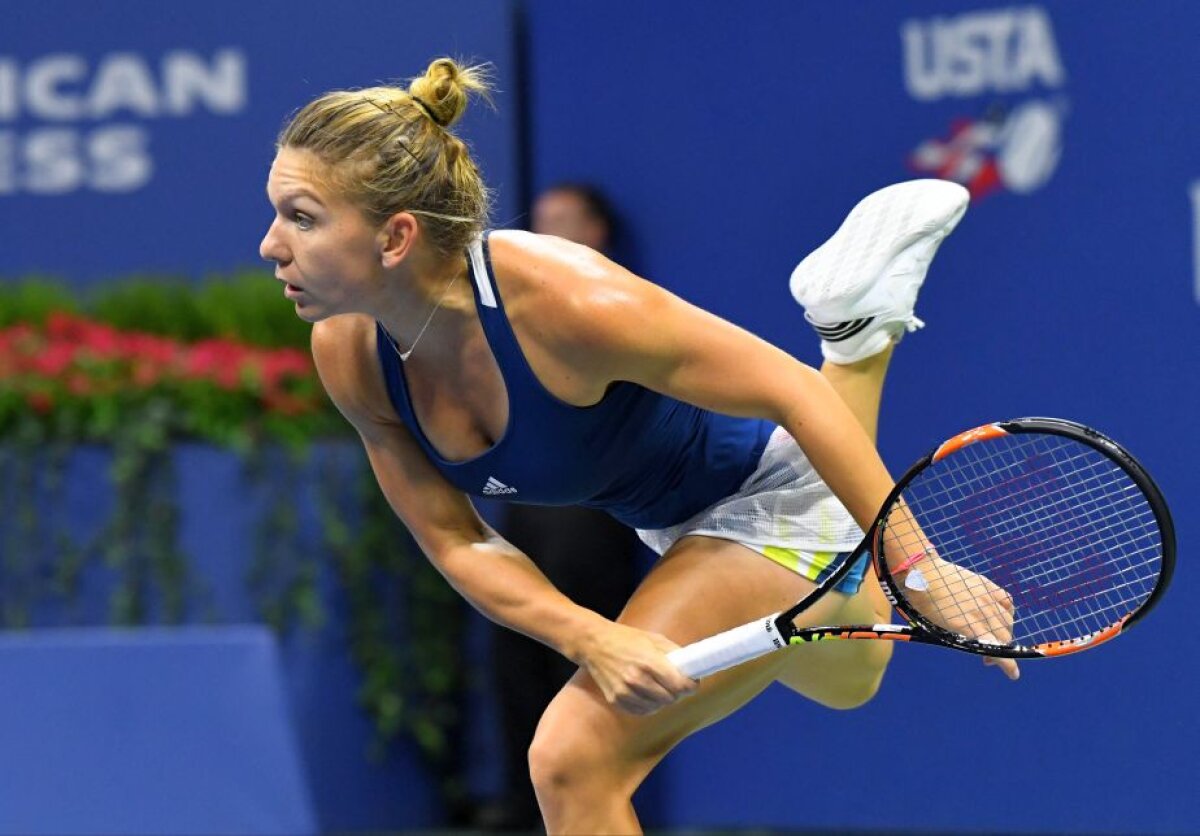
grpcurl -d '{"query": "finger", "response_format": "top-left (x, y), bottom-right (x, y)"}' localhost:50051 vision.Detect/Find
top-left (656, 667), bottom-right (699, 696)
top-left (613, 687), bottom-right (665, 715)
top-left (997, 657), bottom-right (1020, 680)
top-left (984, 607), bottom-right (1013, 646)
top-left (973, 600), bottom-right (1013, 646)
top-left (617, 697), bottom-right (657, 716)
top-left (629, 671), bottom-right (684, 706)
top-left (601, 672), bottom-right (668, 714)
top-left (645, 639), bottom-right (701, 695)
top-left (980, 655), bottom-right (1020, 679)
top-left (975, 630), bottom-right (1020, 681)
top-left (994, 588), bottom-right (1015, 614)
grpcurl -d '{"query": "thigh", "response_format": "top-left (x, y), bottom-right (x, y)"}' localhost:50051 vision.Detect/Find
top-left (533, 534), bottom-right (827, 790)
top-left (774, 564), bottom-right (895, 705)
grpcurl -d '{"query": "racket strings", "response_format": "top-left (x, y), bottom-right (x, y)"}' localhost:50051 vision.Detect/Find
top-left (937, 463), bottom-right (1155, 642)
top-left (890, 433), bottom-right (1162, 649)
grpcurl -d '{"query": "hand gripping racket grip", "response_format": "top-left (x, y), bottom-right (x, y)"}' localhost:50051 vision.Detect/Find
top-left (666, 613), bottom-right (786, 679)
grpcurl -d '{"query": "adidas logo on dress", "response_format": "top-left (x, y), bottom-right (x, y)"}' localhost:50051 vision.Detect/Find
top-left (483, 477), bottom-right (518, 496)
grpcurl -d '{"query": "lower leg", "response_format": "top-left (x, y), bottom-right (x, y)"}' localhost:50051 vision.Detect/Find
top-left (530, 655), bottom-right (781, 834)
top-left (528, 701), bottom-right (650, 835)
top-left (820, 343), bottom-right (894, 444)
top-left (528, 537), bottom-right (818, 833)
top-left (795, 181), bottom-right (967, 438)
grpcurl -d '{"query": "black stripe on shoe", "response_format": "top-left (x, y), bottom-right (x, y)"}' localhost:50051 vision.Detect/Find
top-left (811, 317), bottom-right (875, 342)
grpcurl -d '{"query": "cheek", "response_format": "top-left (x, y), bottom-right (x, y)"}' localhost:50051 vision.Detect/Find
top-left (308, 238), bottom-right (377, 286)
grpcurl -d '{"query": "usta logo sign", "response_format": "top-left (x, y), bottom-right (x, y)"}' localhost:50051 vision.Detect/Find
top-left (902, 6), bottom-right (1065, 101)
top-left (903, 6), bottom-right (1066, 198)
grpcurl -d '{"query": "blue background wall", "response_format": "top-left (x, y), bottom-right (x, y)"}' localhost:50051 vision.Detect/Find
top-left (523, 2), bottom-right (1198, 832)
top-left (3, 1), bottom-right (1198, 832)
top-left (0, 0), bottom-right (521, 283)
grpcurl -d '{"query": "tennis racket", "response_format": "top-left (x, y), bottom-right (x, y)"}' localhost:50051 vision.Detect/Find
top-left (667, 417), bottom-right (1175, 679)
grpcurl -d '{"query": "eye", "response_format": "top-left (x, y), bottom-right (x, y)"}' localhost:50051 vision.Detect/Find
top-left (292, 211), bottom-right (314, 231)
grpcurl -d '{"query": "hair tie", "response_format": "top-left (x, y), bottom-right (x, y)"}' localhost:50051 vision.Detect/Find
top-left (411, 96), bottom-right (443, 126)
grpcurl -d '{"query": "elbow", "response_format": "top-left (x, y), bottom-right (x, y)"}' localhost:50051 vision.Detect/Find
top-left (776, 363), bottom-right (837, 432)
top-left (423, 522), bottom-right (499, 573)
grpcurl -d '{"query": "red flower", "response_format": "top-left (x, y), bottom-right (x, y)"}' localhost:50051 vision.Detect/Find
top-left (1, 311), bottom-right (331, 428)
top-left (67, 373), bottom-right (93, 396)
top-left (259, 348), bottom-right (314, 389)
top-left (123, 333), bottom-right (179, 367)
top-left (184, 339), bottom-right (253, 389)
top-left (26, 391), bottom-right (54, 414)
top-left (30, 341), bottom-right (77, 377)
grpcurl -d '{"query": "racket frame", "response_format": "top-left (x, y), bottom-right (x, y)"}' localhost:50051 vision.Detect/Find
top-left (776, 417), bottom-right (1176, 659)
top-left (667, 417), bottom-right (1175, 679)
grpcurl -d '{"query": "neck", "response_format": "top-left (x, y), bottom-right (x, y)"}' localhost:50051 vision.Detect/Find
top-left (375, 255), bottom-right (472, 360)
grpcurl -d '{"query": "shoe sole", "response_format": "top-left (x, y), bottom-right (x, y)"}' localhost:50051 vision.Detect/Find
top-left (789, 179), bottom-right (969, 315)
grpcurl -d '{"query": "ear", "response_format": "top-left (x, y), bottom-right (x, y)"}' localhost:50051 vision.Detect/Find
top-left (378, 212), bottom-right (420, 268)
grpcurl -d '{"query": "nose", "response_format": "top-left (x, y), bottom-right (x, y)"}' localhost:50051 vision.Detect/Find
top-left (259, 218), bottom-right (288, 264)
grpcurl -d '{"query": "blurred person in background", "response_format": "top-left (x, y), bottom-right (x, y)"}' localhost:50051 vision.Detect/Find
top-left (481, 183), bottom-right (644, 831)
top-left (260, 58), bottom-right (1014, 834)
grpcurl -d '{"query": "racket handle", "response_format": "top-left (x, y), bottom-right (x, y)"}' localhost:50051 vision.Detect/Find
top-left (667, 613), bottom-right (786, 679)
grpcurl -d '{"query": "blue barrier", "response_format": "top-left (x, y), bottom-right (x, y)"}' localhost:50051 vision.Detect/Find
top-left (0, 626), bottom-right (314, 835)
top-left (1, 442), bottom-right (445, 831)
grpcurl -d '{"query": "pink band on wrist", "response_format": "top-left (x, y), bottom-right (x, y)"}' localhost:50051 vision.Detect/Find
top-left (893, 551), bottom-right (928, 574)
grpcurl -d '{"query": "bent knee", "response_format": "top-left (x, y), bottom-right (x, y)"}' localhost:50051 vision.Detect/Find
top-left (528, 701), bottom-right (616, 801)
top-left (825, 661), bottom-right (889, 709)
top-left (780, 638), bottom-right (893, 710)
top-left (527, 724), bottom-right (574, 798)
top-left (825, 640), bottom-right (893, 709)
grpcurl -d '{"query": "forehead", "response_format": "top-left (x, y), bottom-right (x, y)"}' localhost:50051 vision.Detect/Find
top-left (267, 147), bottom-right (336, 201)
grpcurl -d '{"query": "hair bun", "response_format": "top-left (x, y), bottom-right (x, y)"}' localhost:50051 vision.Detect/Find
top-left (407, 57), bottom-right (493, 129)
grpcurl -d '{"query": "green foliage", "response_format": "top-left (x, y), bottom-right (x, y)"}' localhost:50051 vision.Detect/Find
top-left (194, 270), bottom-right (316, 349)
top-left (0, 269), bottom-right (311, 348)
top-left (0, 273), bottom-right (465, 801)
top-left (88, 277), bottom-right (214, 344)
top-left (317, 457), bottom-right (467, 804)
top-left (0, 278), bottom-right (80, 327)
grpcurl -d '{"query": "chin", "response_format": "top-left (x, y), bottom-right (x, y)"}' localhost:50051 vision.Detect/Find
top-left (292, 301), bottom-right (329, 323)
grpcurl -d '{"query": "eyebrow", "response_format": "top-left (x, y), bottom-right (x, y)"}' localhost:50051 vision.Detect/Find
top-left (268, 187), bottom-right (326, 206)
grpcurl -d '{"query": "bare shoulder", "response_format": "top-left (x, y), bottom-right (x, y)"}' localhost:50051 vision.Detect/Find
top-left (486, 229), bottom-right (672, 357)
top-left (310, 313), bottom-right (396, 429)
top-left (486, 232), bottom-right (799, 415)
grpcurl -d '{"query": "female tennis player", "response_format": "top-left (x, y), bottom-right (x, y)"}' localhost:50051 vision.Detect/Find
top-left (260, 58), bottom-right (1015, 833)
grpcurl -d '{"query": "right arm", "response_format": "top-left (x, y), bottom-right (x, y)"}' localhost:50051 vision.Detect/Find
top-left (311, 316), bottom-right (696, 711)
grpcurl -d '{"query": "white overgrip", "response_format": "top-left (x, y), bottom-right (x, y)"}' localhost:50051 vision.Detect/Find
top-left (666, 613), bottom-right (786, 679)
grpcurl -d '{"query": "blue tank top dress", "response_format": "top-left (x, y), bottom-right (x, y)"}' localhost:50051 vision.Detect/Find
top-left (374, 233), bottom-right (775, 531)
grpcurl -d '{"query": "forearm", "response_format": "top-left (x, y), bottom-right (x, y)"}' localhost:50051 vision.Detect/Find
top-left (781, 365), bottom-right (896, 534)
top-left (432, 532), bottom-right (610, 663)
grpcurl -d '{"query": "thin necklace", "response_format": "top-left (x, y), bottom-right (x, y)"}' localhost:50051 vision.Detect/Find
top-left (385, 272), bottom-right (460, 362)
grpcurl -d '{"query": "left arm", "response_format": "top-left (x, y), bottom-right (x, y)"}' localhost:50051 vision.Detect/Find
top-left (495, 233), bottom-right (1018, 680)
top-left (576, 271), bottom-right (1019, 679)
top-left (576, 272), bottom-right (895, 537)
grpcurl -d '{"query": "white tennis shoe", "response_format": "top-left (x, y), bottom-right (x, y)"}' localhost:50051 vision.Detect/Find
top-left (789, 179), bottom-right (969, 364)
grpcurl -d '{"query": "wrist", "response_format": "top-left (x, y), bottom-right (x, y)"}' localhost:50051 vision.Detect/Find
top-left (558, 607), bottom-right (612, 665)
top-left (891, 550), bottom-right (928, 575)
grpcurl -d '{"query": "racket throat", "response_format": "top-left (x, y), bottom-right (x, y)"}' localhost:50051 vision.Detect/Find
top-left (770, 612), bottom-right (800, 643)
